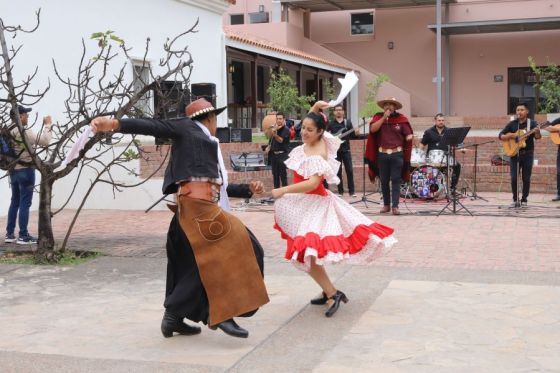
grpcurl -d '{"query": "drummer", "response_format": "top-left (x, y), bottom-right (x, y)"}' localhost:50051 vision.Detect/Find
top-left (420, 113), bottom-right (461, 190)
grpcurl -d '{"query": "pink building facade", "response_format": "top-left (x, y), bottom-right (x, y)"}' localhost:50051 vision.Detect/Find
top-left (226, 0), bottom-right (560, 118)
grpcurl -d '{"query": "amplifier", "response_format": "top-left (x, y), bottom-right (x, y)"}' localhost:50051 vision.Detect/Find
top-left (230, 128), bottom-right (252, 143)
top-left (230, 152), bottom-right (270, 171)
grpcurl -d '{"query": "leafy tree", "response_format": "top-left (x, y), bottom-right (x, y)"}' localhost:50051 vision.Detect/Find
top-left (267, 68), bottom-right (315, 118)
top-left (529, 56), bottom-right (560, 113)
top-left (359, 73), bottom-right (390, 119)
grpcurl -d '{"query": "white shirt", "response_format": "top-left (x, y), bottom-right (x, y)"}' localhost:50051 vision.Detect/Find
top-left (194, 121), bottom-right (230, 211)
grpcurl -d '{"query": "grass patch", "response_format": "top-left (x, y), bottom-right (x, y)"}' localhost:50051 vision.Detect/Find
top-left (0, 250), bottom-right (101, 265)
top-left (252, 134), bottom-right (269, 144)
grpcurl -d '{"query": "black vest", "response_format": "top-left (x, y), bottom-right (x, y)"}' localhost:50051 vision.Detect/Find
top-left (119, 117), bottom-right (219, 194)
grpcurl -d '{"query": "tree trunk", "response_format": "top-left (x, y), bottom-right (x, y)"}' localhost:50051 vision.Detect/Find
top-left (36, 175), bottom-right (58, 261)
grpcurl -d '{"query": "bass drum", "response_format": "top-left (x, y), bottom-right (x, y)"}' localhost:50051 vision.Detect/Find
top-left (410, 165), bottom-right (446, 199)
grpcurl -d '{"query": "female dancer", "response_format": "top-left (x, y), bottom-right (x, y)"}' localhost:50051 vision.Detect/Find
top-left (272, 101), bottom-right (396, 317)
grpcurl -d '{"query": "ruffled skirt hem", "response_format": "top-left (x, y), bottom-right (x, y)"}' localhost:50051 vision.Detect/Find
top-left (274, 222), bottom-right (397, 273)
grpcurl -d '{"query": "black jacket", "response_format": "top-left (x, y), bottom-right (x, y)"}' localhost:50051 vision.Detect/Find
top-left (119, 118), bottom-right (251, 197)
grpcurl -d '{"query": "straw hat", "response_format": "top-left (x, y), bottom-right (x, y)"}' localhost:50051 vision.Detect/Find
top-left (376, 97), bottom-right (403, 110)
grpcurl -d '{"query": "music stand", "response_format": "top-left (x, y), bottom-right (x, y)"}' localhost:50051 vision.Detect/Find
top-left (462, 140), bottom-right (493, 202)
top-left (437, 127), bottom-right (472, 216)
top-left (350, 118), bottom-right (379, 208)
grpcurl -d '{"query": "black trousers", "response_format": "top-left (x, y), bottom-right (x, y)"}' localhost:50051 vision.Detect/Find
top-left (378, 152), bottom-right (403, 207)
top-left (164, 215), bottom-right (264, 324)
top-left (270, 152), bottom-right (288, 189)
top-left (450, 162), bottom-right (461, 190)
top-left (336, 150), bottom-right (355, 195)
top-left (509, 151), bottom-right (534, 202)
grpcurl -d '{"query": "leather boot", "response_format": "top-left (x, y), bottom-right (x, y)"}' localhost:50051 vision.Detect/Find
top-left (380, 205), bottom-right (390, 213)
top-left (325, 290), bottom-right (349, 318)
top-left (310, 292), bottom-right (328, 305)
top-left (209, 318), bottom-right (249, 338)
top-left (161, 311), bottom-right (201, 338)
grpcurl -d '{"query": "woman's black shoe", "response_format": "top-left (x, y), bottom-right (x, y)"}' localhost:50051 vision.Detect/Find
top-left (209, 318), bottom-right (249, 338)
top-left (325, 290), bottom-right (348, 318)
top-left (310, 292), bottom-right (328, 305)
top-left (161, 311), bottom-right (201, 338)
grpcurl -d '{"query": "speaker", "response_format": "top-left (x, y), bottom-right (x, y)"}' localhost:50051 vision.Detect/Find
top-left (153, 81), bottom-right (189, 145)
top-left (154, 81), bottom-right (189, 119)
top-left (230, 128), bottom-right (252, 143)
top-left (216, 127), bottom-right (230, 143)
top-left (191, 83), bottom-right (216, 107)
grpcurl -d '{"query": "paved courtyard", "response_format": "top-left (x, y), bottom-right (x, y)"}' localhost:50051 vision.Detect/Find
top-left (1, 192), bottom-right (560, 372)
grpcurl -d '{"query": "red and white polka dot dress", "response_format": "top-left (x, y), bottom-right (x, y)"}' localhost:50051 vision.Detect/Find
top-left (274, 133), bottom-right (397, 272)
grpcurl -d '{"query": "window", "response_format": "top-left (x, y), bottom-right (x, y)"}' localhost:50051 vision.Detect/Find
top-left (132, 63), bottom-right (152, 117)
top-left (351, 12), bottom-right (374, 35)
top-left (508, 67), bottom-right (539, 115)
top-left (249, 11), bottom-right (269, 24)
top-left (230, 14), bottom-right (244, 25)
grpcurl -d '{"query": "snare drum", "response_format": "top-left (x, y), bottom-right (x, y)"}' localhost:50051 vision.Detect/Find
top-left (410, 165), bottom-right (446, 199)
top-left (410, 148), bottom-right (427, 167)
top-left (428, 149), bottom-right (454, 167)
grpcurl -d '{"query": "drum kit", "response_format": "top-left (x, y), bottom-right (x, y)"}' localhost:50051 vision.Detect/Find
top-left (403, 148), bottom-right (455, 200)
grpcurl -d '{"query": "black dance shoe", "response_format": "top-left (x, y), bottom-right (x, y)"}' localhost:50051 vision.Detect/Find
top-left (161, 311), bottom-right (201, 338)
top-left (325, 290), bottom-right (349, 318)
top-left (209, 318), bottom-right (249, 338)
top-left (310, 292), bottom-right (328, 305)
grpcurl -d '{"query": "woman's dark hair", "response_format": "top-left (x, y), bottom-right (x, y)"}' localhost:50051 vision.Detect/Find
top-left (305, 111), bottom-right (327, 132)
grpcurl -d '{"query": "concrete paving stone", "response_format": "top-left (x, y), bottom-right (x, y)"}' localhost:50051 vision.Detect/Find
top-left (316, 280), bottom-right (560, 372)
top-left (1, 192), bottom-right (560, 371)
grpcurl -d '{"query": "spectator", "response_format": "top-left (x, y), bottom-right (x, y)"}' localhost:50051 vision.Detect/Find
top-left (5, 105), bottom-right (52, 244)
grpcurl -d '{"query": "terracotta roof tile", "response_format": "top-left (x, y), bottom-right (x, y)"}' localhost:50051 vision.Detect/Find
top-left (224, 26), bottom-right (352, 71)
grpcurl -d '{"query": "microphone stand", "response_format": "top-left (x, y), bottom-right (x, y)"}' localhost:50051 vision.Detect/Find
top-left (351, 117), bottom-right (379, 208)
top-left (465, 140), bottom-right (493, 202)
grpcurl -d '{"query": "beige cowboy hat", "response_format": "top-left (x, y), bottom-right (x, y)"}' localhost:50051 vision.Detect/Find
top-left (376, 97), bottom-right (403, 110)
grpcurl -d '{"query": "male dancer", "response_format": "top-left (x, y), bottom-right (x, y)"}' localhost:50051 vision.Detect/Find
top-left (91, 98), bottom-right (269, 338)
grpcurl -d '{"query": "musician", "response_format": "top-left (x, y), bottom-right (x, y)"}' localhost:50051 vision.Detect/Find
top-left (499, 103), bottom-right (541, 207)
top-left (267, 112), bottom-right (291, 188)
top-left (546, 117), bottom-right (560, 202)
top-left (327, 104), bottom-right (358, 197)
top-left (366, 97), bottom-right (414, 215)
top-left (420, 113), bottom-right (461, 191)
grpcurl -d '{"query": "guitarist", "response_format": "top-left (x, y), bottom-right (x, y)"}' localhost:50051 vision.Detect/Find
top-left (545, 117), bottom-right (560, 202)
top-left (498, 103), bottom-right (541, 207)
top-left (326, 104), bottom-right (358, 197)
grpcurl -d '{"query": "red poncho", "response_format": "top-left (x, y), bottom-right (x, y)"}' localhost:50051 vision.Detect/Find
top-left (365, 113), bottom-right (413, 182)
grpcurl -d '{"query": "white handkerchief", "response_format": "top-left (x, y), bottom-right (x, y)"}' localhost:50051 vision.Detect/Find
top-left (61, 127), bottom-right (91, 167)
top-left (328, 71), bottom-right (359, 107)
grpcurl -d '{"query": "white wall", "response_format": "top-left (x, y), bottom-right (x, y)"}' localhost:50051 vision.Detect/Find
top-left (1, 0), bottom-right (229, 216)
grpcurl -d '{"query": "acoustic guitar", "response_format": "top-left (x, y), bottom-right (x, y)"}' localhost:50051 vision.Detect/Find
top-left (549, 124), bottom-right (560, 145)
top-left (502, 121), bottom-right (551, 157)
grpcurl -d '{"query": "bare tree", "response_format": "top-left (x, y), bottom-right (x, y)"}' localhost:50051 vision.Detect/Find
top-left (0, 10), bottom-right (196, 262)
